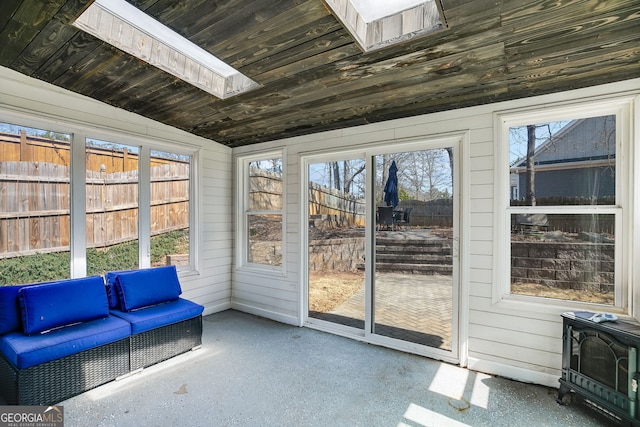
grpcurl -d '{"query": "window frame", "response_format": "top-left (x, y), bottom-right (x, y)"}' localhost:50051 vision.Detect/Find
top-left (494, 96), bottom-right (634, 313)
top-left (0, 121), bottom-right (74, 283)
top-left (149, 148), bottom-right (195, 272)
top-left (0, 107), bottom-right (200, 279)
top-left (82, 130), bottom-right (198, 274)
top-left (236, 149), bottom-right (286, 273)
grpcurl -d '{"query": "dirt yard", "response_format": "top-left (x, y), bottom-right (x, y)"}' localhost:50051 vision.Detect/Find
top-left (308, 272), bottom-right (364, 312)
top-left (511, 283), bottom-right (614, 304)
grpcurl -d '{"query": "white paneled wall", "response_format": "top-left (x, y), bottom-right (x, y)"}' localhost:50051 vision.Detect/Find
top-left (233, 78), bottom-right (640, 387)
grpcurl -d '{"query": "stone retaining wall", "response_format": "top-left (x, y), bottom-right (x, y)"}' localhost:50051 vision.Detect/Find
top-left (511, 241), bottom-right (614, 293)
top-left (253, 239), bottom-right (614, 286)
top-left (309, 238), bottom-right (365, 272)
top-left (250, 238), bottom-right (366, 272)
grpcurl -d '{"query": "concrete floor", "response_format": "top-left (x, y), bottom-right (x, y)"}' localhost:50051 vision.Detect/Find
top-left (55, 310), bottom-right (613, 427)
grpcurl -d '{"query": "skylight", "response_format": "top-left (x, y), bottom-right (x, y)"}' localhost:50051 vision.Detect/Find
top-left (73, 0), bottom-right (259, 99)
top-left (325, 0), bottom-right (445, 52)
top-left (350, 0), bottom-right (427, 22)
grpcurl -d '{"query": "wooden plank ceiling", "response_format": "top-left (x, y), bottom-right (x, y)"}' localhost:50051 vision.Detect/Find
top-left (1, 0), bottom-right (639, 148)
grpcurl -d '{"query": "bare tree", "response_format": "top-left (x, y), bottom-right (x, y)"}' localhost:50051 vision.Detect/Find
top-left (331, 162), bottom-right (341, 191)
top-left (343, 161), bottom-right (365, 194)
top-left (314, 160), bottom-right (366, 196)
top-left (445, 147), bottom-right (453, 189)
top-left (402, 149), bottom-right (451, 200)
top-left (525, 124), bottom-right (536, 206)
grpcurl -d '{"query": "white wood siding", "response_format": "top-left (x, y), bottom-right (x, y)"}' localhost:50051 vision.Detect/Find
top-left (233, 78), bottom-right (640, 387)
top-left (0, 66), bottom-right (233, 316)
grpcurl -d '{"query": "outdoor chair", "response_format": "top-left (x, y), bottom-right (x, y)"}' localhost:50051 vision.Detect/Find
top-left (396, 207), bottom-right (413, 229)
top-left (377, 206), bottom-right (394, 231)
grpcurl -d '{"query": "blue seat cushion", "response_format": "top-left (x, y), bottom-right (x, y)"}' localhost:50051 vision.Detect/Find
top-left (109, 298), bottom-right (203, 334)
top-left (115, 266), bottom-right (182, 312)
top-left (0, 316), bottom-right (131, 369)
top-left (19, 276), bottom-right (109, 335)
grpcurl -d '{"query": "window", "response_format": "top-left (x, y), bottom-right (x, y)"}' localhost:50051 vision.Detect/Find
top-left (0, 115), bottom-right (197, 284)
top-left (86, 138), bottom-right (140, 275)
top-left (150, 150), bottom-right (191, 268)
top-left (0, 123), bottom-right (72, 285)
top-left (84, 142), bottom-right (195, 274)
top-left (498, 99), bottom-right (631, 308)
top-left (239, 152), bottom-right (284, 268)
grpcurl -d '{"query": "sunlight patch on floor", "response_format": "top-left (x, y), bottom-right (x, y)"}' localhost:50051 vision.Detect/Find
top-left (469, 373), bottom-right (491, 409)
top-left (402, 403), bottom-right (472, 427)
top-left (79, 347), bottom-right (216, 402)
top-left (428, 363), bottom-right (468, 399)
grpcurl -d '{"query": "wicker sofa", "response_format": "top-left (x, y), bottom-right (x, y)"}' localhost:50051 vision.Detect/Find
top-left (0, 266), bottom-right (203, 405)
top-left (105, 266), bottom-right (204, 370)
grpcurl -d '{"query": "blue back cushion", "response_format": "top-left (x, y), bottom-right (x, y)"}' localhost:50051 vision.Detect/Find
top-left (104, 269), bottom-right (137, 309)
top-left (0, 285), bottom-right (25, 335)
top-left (19, 276), bottom-right (109, 335)
top-left (1, 279), bottom-right (81, 335)
top-left (115, 266), bottom-right (182, 311)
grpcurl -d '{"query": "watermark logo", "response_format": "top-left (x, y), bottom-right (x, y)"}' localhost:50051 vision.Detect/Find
top-left (0, 406), bottom-right (63, 427)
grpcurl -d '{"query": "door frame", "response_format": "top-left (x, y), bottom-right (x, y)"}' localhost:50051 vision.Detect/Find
top-left (301, 132), bottom-right (468, 365)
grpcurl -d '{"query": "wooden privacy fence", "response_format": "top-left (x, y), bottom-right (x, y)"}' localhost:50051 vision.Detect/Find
top-left (399, 199), bottom-right (453, 227)
top-left (249, 170), bottom-right (366, 227)
top-left (251, 172), bottom-right (460, 229)
top-left (0, 161), bottom-right (71, 256)
top-left (1, 130), bottom-right (178, 172)
top-left (308, 182), bottom-right (365, 227)
top-left (249, 168), bottom-right (283, 210)
top-left (0, 161), bottom-right (189, 259)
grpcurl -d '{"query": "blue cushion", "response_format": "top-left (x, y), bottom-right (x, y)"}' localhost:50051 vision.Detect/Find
top-left (0, 285), bottom-right (25, 335)
top-left (1, 278), bottom-right (106, 335)
top-left (104, 270), bottom-right (138, 310)
top-left (110, 298), bottom-right (203, 334)
top-left (0, 316), bottom-right (131, 369)
top-left (115, 266), bottom-right (182, 312)
top-left (19, 276), bottom-right (109, 335)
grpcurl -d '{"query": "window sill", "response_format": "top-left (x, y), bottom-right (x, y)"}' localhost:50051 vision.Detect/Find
top-left (493, 294), bottom-right (627, 319)
top-left (235, 263), bottom-right (287, 278)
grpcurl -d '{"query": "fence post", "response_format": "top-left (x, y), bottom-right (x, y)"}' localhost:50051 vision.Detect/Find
top-left (20, 130), bottom-right (28, 161)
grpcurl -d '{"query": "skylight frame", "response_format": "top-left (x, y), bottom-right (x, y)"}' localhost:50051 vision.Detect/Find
top-left (73, 0), bottom-right (259, 99)
top-left (325, 0), bottom-right (446, 52)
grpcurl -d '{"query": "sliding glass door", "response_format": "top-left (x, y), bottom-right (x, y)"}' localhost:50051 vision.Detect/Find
top-left (372, 148), bottom-right (455, 351)
top-left (305, 138), bottom-right (459, 360)
top-left (307, 157), bottom-right (366, 330)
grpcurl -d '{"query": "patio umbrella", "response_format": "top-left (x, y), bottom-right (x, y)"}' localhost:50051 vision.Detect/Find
top-left (383, 160), bottom-right (399, 208)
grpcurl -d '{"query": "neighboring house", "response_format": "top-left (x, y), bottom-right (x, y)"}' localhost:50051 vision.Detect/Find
top-left (510, 116), bottom-right (616, 202)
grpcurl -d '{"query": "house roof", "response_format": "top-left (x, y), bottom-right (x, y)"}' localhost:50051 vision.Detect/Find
top-left (512, 116), bottom-right (617, 168)
top-left (1, 1), bottom-right (638, 148)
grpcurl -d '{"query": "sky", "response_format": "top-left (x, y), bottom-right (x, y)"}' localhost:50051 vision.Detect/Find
top-left (508, 120), bottom-right (570, 165)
